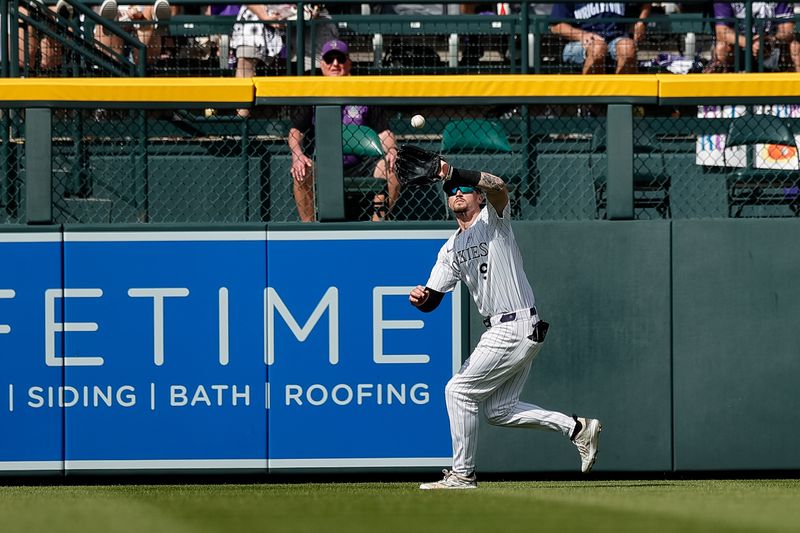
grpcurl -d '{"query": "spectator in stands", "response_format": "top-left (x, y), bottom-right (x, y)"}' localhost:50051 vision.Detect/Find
top-left (710, 2), bottom-right (800, 72)
top-left (17, 0), bottom-right (69, 73)
top-left (239, 3), bottom-right (338, 73)
top-left (96, 0), bottom-right (176, 63)
top-left (302, 5), bottom-right (340, 73)
top-left (230, 4), bottom-right (286, 117)
top-left (549, 2), bottom-right (652, 73)
top-left (382, 4), bottom-right (446, 15)
top-left (288, 39), bottom-right (400, 222)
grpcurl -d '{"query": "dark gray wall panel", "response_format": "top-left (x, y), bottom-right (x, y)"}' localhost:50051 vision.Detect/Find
top-left (673, 219), bottom-right (800, 470)
top-left (472, 220), bottom-right (672, 473)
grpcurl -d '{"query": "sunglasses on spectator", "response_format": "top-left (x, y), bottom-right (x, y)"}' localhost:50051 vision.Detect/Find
top-left (448, 186), bottom-right (477, 196)
top-left (323, 52), bottom-right (348, 64)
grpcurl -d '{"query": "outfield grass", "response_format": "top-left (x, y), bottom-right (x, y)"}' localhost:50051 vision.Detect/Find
top-left (1, 479), bottom-right (799, 533)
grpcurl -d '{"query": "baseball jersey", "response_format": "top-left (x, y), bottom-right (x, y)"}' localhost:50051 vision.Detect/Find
top-left (550, 2), bottom-right (629, 41)
top-left (426, 202), bottom-right (535, 317)
top-left (713, 3), bottom-right (794, 34)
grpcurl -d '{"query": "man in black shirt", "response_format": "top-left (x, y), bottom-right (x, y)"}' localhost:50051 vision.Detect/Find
top-left (288, 39), bottom-right (400, 222)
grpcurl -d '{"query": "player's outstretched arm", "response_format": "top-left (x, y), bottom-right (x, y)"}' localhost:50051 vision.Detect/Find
top-left (476, 171), bottom-right (509, 214)
top-left (441, 161), bottom-right (508, 214)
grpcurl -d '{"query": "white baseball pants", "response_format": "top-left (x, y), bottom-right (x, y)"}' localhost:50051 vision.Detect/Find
top-left (445, 317), bottom-right (576, 475)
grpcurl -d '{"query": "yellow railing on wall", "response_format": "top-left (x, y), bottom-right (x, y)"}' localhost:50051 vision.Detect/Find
top-left (3, 74), bottom-right (800, 106)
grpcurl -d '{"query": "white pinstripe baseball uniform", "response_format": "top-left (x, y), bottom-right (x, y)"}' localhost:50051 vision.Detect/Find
top-left (425, 201), bottom-right (576, 476)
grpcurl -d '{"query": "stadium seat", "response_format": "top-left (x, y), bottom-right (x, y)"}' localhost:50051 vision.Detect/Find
top-left (441, 119), bottom-right (512, 153)
top-left (441, 119), bottom-right (527, 217)
top-left (723, 115), bottom-right (800, 217)
top-left (590, 125), bottom-right (671, 219)
top-left (342, 124), bottom-right (384, 157)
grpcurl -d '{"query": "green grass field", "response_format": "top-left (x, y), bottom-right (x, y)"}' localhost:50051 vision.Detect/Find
top-left (2, 479), bottom-right (799, 533)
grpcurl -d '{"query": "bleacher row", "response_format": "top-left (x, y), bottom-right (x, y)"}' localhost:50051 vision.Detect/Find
top-left (7, 0), bottom-right (800, 78)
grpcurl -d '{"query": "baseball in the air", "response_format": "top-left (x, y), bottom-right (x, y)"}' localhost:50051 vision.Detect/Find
top-left (411, 114), bottom-right (426, 128)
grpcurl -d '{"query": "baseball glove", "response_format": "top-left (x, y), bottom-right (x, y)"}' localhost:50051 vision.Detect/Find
top-left (396, 145), bottom-right (444, 188)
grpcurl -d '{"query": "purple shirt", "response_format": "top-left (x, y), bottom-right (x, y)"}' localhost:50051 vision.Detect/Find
top-left (210, 4), bottom-right (241, 16)
top-left (713, 2), bottom-right (794, 34)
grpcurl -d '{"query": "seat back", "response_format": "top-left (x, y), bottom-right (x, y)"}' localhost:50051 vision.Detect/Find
top-left (723, 115), bottom-right (800, 217)
top-left (724, 115), bottom-right (799, 170)
top-left (342, 125), bottom-right (384, 157)
top-left (725, 115), bottom-right (796, 150)
top-left (441, 119), bottom-right (512, 153)
top-left (591, 125), bottom-right (659, 153)
top-left (590, 125), bottom-right (671, 218)
top-left (439, 118), bottom-right (528, 216)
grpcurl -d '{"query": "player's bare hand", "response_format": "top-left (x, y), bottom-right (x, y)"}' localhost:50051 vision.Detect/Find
top-left (439, 160), bottom-right (450, 180)
top-left (291, 155), bottom-right (313, 182)
top-left (409, 285), bottom-right (430, 307)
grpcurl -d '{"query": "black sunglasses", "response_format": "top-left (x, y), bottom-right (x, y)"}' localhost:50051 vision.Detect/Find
top-left (447, 186), bottom-right (477, 196)
top-left (323, 52), bottom-right (348, 64)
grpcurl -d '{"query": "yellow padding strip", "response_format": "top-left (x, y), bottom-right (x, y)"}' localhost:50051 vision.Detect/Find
top-left (0, 78), bottom-right (254, 103)
top-left (658, 73), bottom-right (800, 98)
top-left (255, 74), bottom-right (658, 98)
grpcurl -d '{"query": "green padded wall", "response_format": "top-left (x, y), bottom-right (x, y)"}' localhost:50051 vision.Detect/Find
top-left (672, 219), bottom-right (800, 470)
top-left (472, 220), bottom-right (673, 472)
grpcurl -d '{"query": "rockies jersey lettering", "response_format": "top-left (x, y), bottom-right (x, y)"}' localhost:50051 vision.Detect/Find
top-left (426, 202), bottom-right (535, 317)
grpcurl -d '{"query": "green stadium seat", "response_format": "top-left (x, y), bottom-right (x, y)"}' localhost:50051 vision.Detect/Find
top-left (442, 119), bottom-right (512, 153)
top-left (439, 118), bottom-right (527, 217)
top-left (342, 125), bottom-right (384, 157)
top-left (723, 115), bottom-right (800, 218)
top-left (590, 125), bottom-right (671, 219)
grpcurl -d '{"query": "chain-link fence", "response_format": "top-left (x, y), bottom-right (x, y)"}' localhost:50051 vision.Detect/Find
top-left (652, 105), bottom-right (800, 218)
top-left (49, 106), bottom-right (288, 223)
top-left (0, 110), bottom-right (25, 225)
top-left (2, 103), bottom-right (800, 225)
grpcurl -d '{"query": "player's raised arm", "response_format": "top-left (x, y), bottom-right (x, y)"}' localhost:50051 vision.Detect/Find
top-left (395, 144), bottom-right (508, 214)
top-left (440, 161), bottom-right (508, 214)
top-left (475, 171), bottom-right (508, 214)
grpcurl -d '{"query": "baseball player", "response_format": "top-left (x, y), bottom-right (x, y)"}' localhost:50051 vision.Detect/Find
top-left (407, 155), bottom-right (601, 489)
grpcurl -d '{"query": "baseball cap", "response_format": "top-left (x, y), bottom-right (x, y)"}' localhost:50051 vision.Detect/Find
top-left (321, 39), bottom-right (349, 59)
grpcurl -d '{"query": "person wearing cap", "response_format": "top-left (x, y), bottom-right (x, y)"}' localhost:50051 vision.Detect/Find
top-left (288, 39), bottom-right (400, 222)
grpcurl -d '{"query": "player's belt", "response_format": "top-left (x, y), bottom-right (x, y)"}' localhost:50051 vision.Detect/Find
top-left (483, 307), bottom-right (537, 328)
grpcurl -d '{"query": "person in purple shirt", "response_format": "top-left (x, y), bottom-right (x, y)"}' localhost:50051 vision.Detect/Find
top-left (288, 40), bottom-right (400, 222)
top-left (712, 2), bottom-right (800, 71)
top-left (549, 2), bottom-right (651, 73)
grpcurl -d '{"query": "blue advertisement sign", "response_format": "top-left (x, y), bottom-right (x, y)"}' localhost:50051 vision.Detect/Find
top-left (267, 230), bottom-right (459, 469)
top-left (0, 232), bottom-right (64, 472)
top-left (62, 231), bottom-right (268, 471)
top-left (0, 229), bottom-right (459, 473)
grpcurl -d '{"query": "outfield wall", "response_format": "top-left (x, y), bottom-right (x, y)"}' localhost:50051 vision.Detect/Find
top-left (2, 220), bottom-right (799, 475)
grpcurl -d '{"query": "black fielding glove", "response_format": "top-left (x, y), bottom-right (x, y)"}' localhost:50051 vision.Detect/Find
top-left (396, 145), bottom-right (445, 188)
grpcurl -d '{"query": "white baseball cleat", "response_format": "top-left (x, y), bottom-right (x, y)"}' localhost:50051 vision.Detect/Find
top-left (572, 416), bottom-right (602, 473)
top-left (419, 469), bottom-right (477, 490)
